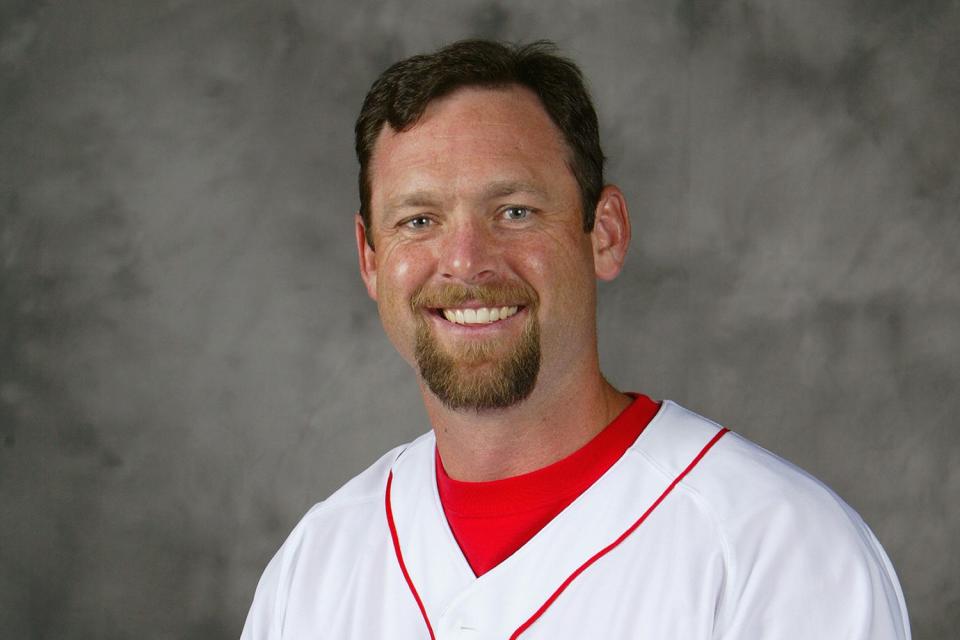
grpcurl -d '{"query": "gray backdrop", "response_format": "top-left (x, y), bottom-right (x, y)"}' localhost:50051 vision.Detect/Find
top-left (1, 0), bottom-right (957, 638)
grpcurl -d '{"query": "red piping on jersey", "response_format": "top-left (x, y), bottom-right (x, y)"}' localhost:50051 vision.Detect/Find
top-left (509, 427), bottom-right (730, 638)
top-left (385, 427), bottom-right (730, 640)
top-left (385, 471), bottom-right (436, 640)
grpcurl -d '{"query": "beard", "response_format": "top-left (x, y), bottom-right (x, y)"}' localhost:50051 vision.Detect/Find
top-left (411, 282), bottom-right (541, 411)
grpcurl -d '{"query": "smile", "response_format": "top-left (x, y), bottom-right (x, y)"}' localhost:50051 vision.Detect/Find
top-left (440, 306), bottom-right (520, 325)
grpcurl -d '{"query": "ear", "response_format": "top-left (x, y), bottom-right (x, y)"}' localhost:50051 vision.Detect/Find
top-left (355, 213), bottom-right (378, 301)
top-left (590, 185), bottom-right (631, 281)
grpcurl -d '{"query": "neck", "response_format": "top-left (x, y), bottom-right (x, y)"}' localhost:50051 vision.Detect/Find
top-left (423, 362), bottom-right (632, 482)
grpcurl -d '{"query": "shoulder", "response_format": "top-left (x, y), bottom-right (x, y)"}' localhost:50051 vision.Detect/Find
top-left (292, 430), bottom-right (435, 540)
top-left (636, 401), bottom-right (871, 534)
top-left (634, 401), bottom-right (910, 639)
top-left (240, 432), bottom-right (435, 640)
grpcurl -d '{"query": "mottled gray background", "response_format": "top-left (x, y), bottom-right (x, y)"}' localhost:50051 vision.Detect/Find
top-left (1, 0), bottom-right (957, 638)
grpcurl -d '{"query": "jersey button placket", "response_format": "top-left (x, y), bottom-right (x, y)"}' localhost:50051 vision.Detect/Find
top-left (439, 618), bottom-right (478, 640)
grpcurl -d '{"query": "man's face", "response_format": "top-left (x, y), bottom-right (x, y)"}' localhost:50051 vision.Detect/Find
top-left (358, 85), bottom-right (602, 411)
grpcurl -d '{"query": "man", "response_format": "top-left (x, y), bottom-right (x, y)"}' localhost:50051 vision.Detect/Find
top-left (241, 40), bottom-right (910, 639)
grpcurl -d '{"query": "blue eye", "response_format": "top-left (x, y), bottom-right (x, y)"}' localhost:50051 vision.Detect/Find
top-left (503, 207), bottom-right (531, 221)
top-left (403, 215), bottom-right (432, 229)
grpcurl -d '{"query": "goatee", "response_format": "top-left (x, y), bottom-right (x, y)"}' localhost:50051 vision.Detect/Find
top-left (411, 282), bottom-right (540, 411)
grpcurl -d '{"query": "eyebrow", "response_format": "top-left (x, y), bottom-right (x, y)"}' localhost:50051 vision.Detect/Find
top-left (479, 180), bottom-right (548, 200)
top-left (388, 191), bottom-right (441, 210)
top-left (386, 180), bottom-right (548, 211)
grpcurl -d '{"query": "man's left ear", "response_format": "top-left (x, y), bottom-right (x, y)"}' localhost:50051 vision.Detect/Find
top-left (590, 185), bottom-right (631, 281)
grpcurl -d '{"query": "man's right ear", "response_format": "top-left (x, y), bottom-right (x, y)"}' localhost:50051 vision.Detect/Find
top-left (355, 213), bottom-right (378, 301)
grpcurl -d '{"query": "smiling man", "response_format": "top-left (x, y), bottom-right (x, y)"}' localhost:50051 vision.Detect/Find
top-left (241, 40), bottom-right (910, 639)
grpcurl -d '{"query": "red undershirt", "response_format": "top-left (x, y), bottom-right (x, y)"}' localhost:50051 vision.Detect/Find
top-left (435, 394), bottom-right (661, 577)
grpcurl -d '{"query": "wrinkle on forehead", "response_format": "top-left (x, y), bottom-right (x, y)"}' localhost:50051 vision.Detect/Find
top-left (369, 86), bottom-right (575, 215)
top-left (384, 180), bottom-right (551, 213)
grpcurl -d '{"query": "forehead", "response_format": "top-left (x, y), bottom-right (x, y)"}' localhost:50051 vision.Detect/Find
top-left (368, 85), bottom-right (575, 213)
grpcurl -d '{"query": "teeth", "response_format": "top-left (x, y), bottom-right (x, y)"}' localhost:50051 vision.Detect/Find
top-left (441, 306), bottom-right (519, 325)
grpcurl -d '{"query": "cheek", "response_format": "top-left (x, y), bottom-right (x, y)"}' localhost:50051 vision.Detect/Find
top-left (519, 235), bottom-right (595, 287)
top-left (376, 246), bottom-right (432, 304)
top-left (392, 257), bottom-right (412, 281)
top-left (518, 250), bottom-right (547, 278)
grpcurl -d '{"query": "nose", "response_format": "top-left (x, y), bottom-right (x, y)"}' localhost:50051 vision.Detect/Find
top-left (437, 216), bottom-right (499, 284)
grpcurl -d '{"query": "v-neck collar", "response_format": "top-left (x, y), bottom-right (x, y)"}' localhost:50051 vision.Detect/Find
top-left (385, 400), bottom-right (727, 637)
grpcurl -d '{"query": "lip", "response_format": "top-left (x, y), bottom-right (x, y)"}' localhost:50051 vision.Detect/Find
top-left (438, 301), bottom-right (521, 310)
top-left (422, 305), bottom-right (528, 335)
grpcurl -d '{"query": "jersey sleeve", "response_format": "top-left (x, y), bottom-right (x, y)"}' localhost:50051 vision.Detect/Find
top-left (713, 475), bottom-right (910, 639)
top-left (239, 501), bottom-right (325, 640)
top-left (239, 542), bottom-right (285, 640)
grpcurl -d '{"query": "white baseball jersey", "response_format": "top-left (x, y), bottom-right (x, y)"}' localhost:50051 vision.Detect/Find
top-left (241, 401), bottom-right (910, 639)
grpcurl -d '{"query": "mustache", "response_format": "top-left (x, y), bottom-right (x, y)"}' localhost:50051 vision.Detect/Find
top-left (410, 281), bottom-right (539, 310)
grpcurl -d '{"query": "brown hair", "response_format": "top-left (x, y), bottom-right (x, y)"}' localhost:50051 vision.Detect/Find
top-left (354, 39), bottom-right (604, 244)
